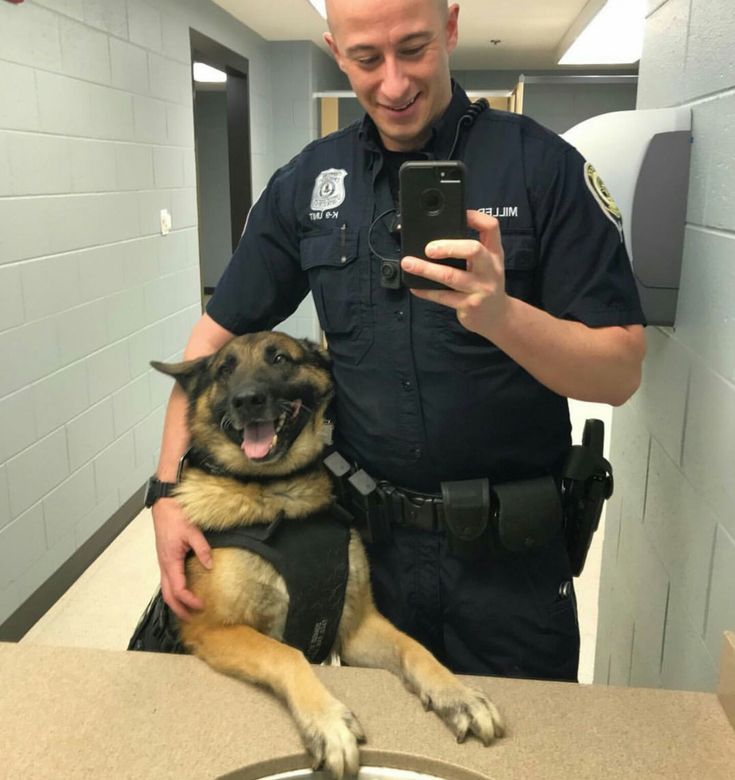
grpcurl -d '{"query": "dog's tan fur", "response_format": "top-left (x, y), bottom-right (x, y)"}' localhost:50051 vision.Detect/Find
top-left (156, 331), bottom-right (504, 778)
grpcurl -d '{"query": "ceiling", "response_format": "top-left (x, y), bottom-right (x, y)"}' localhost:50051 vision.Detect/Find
top-left (210, 0), bottom-right (633, 71)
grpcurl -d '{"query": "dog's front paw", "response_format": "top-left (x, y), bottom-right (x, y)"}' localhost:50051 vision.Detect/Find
top-left (419, 680), bottom-right (505, 746)
top-left (296, 698), bottom-right (366, 779)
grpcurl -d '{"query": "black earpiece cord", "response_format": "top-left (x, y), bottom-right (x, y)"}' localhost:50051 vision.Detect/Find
top-left (368, 98), bottom-right (490, 265)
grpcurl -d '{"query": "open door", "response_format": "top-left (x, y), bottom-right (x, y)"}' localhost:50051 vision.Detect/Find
top-left (190, 30), bottom-right (253, 305)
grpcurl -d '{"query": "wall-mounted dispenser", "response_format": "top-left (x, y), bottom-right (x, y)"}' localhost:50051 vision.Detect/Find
top-left (562, 107), bottom-right (692, 326)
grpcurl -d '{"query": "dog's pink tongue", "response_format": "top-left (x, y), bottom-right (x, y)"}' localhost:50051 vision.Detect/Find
top-left (242, 421), bottom-right (275, 459)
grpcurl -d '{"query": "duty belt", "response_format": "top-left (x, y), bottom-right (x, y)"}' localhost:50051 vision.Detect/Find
top-left (323, 420), bottom-right (613, 571)
top-left (324, 451), bottom-right (564, 560)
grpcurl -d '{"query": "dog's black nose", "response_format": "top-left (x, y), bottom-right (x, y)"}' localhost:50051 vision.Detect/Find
top-left (232, 391), bottom-right (267, 411)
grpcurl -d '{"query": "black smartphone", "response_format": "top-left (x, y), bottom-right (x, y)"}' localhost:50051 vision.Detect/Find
top-left (399, 160), bottom-right (467, 290)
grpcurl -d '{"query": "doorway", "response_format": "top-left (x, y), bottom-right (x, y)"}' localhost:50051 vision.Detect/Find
top-left (190, 30), bottom-right (253, 305)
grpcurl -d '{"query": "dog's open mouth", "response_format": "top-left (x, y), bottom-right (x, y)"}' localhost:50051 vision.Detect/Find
top-left (240, 400), bottom-right (302, 461)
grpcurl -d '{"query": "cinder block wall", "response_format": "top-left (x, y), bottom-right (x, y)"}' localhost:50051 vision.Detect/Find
top-left (594, 0), bottom-right (735, 692)
top-left (265, 41), bottom-right (348, 342)
top-left (0, 0), bottom-right (284, 625)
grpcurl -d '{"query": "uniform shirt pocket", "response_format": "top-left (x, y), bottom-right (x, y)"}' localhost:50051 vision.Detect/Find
top-left (502, 230), bottom-right (539, 304)
top-left (300, 228), bottom-right (373, 363)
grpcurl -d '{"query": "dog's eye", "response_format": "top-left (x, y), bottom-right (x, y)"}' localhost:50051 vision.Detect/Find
top-left (272, 352), bottom-right (291, 365)
top-left (216, 358), bottom-right (235, 380)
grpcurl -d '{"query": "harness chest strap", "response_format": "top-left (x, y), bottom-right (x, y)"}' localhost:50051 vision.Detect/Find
top-left (201, 506), bottom-right (352, 664)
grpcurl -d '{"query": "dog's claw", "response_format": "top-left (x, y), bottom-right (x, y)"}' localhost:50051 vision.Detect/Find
top-left (298, 699), bottom-right (364, 780)
top-left (416, 681), bottom-right (504, 747)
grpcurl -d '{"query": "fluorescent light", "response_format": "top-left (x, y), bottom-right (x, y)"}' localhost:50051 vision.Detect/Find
top-left (308, 0), bottom-right (327, 19)
top-left (193, 62), bottom-right (227, 83)
top-left (559, 0), bottom-right (645, 65)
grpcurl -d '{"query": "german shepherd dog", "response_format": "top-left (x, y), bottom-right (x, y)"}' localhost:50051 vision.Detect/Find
top-left (151, 331), bottom-right (504, 778)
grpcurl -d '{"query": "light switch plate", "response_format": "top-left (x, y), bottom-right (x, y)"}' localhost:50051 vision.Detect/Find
top-left (160, 209), bottom-right (172, 235)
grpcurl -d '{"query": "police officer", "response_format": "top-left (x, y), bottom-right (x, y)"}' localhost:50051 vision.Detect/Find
top-left (149, 0), bottom-right (646, 681)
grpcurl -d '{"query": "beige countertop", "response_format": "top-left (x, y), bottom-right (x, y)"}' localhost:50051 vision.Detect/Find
top-left (1, 639), bottom-right (735, 780)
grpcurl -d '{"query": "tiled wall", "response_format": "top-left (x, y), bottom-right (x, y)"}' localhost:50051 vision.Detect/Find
top-left (0, 0), bottom-right (303, 625)
top-left (594, 0), bottom-right (735, 692)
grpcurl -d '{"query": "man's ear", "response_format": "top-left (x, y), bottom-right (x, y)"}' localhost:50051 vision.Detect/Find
top-left (324, 31), bottom-right (346, 72)
top-left (150, 355), bottom-right (210, 397)
top-left (446, 3), bottom-right (460, 54)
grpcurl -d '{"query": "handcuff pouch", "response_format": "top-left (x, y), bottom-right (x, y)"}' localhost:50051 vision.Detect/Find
top-left (440, 478), bottom-right (491, 560)
top-left (493, 476), bottom-right (562, 554)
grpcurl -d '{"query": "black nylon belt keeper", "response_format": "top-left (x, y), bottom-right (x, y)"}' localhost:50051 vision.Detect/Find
top-left (325, 451), bottom-right (390, 543)
top-left (348, 468), bottom-right (391, 544)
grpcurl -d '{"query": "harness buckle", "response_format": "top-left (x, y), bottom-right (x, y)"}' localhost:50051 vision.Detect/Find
top-left (389, 488), bottom-right (441, 532)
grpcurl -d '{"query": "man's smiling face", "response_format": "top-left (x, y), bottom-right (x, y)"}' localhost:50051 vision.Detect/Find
top-left (325, 0), bottom-right (459, 151)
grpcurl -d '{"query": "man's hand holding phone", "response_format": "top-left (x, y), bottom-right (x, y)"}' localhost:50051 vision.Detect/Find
top-left (401, 209), bottom-right (509, 339)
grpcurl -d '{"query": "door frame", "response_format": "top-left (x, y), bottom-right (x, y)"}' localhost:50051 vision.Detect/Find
top-left (190, 29), bottom-right (253, 284)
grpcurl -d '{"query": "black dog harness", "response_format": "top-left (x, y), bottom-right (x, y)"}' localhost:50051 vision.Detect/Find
top-left (203, 507), bottom-right (351, 662)
top-left (128, 504), bottom-right (351, 664)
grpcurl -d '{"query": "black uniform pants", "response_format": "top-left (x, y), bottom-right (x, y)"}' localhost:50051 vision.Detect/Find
top-left (365, 526), bottom-right (580, 682)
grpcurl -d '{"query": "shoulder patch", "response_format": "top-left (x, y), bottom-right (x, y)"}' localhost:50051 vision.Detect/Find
top-left (584, 162), bottom-right (623, 240)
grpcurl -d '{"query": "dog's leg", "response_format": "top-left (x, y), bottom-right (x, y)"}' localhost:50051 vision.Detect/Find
top-left (184, 623), bottom-right (365, 778)
top-left (341, 606), bottom-right (504, 744)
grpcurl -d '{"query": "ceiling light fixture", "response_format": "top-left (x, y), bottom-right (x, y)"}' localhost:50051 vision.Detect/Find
top-left (558, 0), bottom-right (645, 65)
top-left (308, 0), bottom-right (327, 20)
top-left (193, 62), bottom-right (227, 83)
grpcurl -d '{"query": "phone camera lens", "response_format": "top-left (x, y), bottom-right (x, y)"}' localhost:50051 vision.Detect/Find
top-left (420, 188), bottom-right (444, 216)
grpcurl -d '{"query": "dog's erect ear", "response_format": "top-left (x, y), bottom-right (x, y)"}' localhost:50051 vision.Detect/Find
top-left (150, 356), bottom-right (210, 396)
top-left (299, 338), bottom-right (331, 371)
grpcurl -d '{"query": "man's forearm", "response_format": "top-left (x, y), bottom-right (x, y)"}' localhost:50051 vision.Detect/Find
top-left (155, 385), bottom-right (191, 481)
top-left (485, 296), bottom-right (646, 406)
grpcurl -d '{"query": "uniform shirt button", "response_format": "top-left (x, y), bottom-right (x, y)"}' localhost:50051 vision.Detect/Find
top-left (412, 445), bottom-right (422, 458)
top-left (396, 310), bottom-right (405, 321)
top-left (401, 380), bottom-right (412, 391)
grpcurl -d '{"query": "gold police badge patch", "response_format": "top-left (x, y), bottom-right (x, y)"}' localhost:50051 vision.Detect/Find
top-left (584, 162), bottom-right (623, 240)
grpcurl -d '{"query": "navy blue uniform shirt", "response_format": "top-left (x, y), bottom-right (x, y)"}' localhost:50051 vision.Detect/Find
top-left (207, 83), bottom-right (645, 492)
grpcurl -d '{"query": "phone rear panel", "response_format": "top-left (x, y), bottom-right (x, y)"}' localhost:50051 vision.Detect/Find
top-left (399, 161), bottom-right (467, 290)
